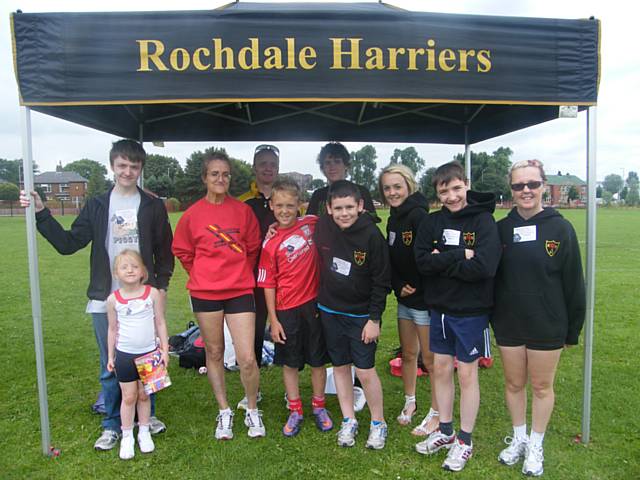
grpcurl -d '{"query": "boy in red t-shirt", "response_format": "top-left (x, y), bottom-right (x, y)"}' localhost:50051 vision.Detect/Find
top-left (257, 178), bottom-right (333, 437)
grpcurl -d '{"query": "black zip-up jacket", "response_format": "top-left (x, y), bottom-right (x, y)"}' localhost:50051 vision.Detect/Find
top-left (34, 187), bottom-right (174, 300)
top-left (414, 190), bottom-right (501, 316)
top-left (492, 208), bottom-right (586, 346)
top-left (387, 192), bottom-right (429, 309)
top-left (314, 213), bottom-right (391, 320)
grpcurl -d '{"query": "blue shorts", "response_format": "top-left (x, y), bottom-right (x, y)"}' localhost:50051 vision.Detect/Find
top-left (397, 304), bottom-right (430, 326)
top-left (429, 310), bottom-right (491, 363)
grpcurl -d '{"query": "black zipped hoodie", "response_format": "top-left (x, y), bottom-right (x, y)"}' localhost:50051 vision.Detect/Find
top-left (414, 190), bottom-right (501, 316)
top-left (492, 208), bottom-right (586, 346)
top-left (34, 187), bottom-right (174, 300)
top-left (314, 213), bottom-right (391, 320)
top-left (387, 192), bottom-right (429, 309)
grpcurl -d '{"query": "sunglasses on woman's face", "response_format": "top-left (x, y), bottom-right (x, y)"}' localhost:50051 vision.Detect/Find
top-left (511, 181), bottom-right (543, 191)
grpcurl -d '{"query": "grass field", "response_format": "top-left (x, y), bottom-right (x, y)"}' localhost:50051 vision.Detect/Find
top-left (0, 208), bottom-right (638, 479)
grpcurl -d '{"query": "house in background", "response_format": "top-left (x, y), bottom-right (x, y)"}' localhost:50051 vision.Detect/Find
top-left (545, 172), bottom-right (587, 206)
top-left (30, 171), bottom-right (88, 202)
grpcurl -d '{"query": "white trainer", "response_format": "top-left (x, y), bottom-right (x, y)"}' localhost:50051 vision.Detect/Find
top-left (137, 430), bottom-right (155, 453)
top-left (237, 391), bottom-right (263, 411)
top-left (442, 438), bottom-right (473, 472)
top-left (119, 435), bottom-right (135, 460)
top-left (522, 444), bottom-right (544, 477)
top-left (245, 409), bottom-right (266, 438)
top-left (215, 409), bottom-right (234, 440)
top-left (415, 429), bottom-right (455, 455)
top-left (337, 418), bottom-right (358, 447)
top-left (498, 435), bottom-right (528, 466)
top-left (365, 421), bottom-right (388, 450)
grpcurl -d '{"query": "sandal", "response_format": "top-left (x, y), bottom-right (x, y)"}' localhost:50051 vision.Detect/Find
top-left (396, 395), bottom-right (417, 425)
top-left (411, 407), bottom-right (439, 436)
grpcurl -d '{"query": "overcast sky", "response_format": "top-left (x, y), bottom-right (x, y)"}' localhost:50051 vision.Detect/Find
top-left (2, 0), bottom-right (637, 182)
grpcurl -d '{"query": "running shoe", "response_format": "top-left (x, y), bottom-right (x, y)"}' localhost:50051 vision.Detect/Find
top-left (245, 409), bottom-right (266, 438)
top-left (282, 411), bottom-right (303, 437)
top-left (119, 435), bottom-right (135, 460)
top-left (415, 428), bottom-right (456, 455)
top-left (237, 391), bottom-right (263, 411)
top-left (137, 429), bottom-right (155, 453)
top-left (94, 429), bottom-right (121, 451)
top-left (522, 444), bottom-right (544, 477)
top-left (498, 435), bottom-right (528, 466)
top-left (337, 418), bottom-right (358, 447)
top-left (365, 422), bottom-right (388, 450)
top-left (312, 407), bottom-right (333, 432)
top-left (442, 438), bottom-right (473, 472)
top-left (215, 409), bottom-right (234, 440)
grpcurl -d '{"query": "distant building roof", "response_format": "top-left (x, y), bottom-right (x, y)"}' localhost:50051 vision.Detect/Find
top-left (546, 174), bottom-right (585, 186)
top-left (34, 171), bottom-right (88, 183)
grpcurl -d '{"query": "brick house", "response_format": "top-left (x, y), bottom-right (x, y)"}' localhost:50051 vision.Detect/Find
top-left (31, 171), bottom-right (88, 201)
top-left (545, 173), bottom-right (587, 206)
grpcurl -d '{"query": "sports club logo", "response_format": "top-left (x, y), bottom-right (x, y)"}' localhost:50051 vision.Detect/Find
top-left (353, 250), bottom-right (367, 266)
top-left (545, 240), bottom-right (560, 257)
top-left (402, 231), bottom-right (413, 246)
top-left (463, 232), bottom-right (476, 247)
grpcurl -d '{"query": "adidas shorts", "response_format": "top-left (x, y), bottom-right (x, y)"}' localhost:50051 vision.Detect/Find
top-left (429, 310), bottom-right (490, 363)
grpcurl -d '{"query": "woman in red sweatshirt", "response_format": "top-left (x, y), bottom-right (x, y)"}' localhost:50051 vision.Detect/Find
top-left (173, 151), bottom-right (264, 440)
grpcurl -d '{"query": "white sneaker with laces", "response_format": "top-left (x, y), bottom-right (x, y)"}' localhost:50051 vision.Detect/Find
top-left (522, 444), bottom-right (544, 477)
top-left (365, 422), bottom-right (388, 450)
top-left (215, 409), bottom-right (234, 440)
top-left (245, 409), bottom-right (266, 438)
top-left (337, 418), bottom-right (358, 447)
top-left (119, 435), bottom-right (135, 460)
top-left (149, 416), bottom-right (166, 435)
top-left (237, 391), bottom-right (263, 411)
top-left (415, 428), bottom-right (456, 455)
top-left (498, 435), bottom-right (528, 465)
top-left (411, 408), bottom-right (439, 436)
top-left (94, 429), bottom-right (121, 451)
top-left (442, 438), bottom-right (473, 472)
top-left (137, 430), bottom-right (155, 453)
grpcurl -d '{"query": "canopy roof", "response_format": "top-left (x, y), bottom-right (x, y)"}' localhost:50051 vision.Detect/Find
top-left (11, 2), bottom-right (600, 144)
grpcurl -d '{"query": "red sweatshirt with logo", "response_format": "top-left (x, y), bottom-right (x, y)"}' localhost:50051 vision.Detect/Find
top-left (172, 196), bottom-right (261, 300)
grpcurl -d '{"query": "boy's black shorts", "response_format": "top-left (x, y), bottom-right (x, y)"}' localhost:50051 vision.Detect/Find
top-left (274, 300), bottom-right (330, 369)
top-left (320, 310), bottom-right (377, 370)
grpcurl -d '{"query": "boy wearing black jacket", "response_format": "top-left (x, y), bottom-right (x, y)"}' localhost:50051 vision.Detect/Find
top-left (413, 161), bottom-right (501, 472)
top-left (314, 180), bottom-right (391, 450)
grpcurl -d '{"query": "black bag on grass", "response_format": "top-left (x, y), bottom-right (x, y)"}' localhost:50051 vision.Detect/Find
top-left (169, 322), bottom-right (206, 370)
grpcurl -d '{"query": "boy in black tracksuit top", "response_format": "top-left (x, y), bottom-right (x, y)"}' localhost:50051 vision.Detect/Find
top-left (413, 161), bottom-right (501, 472)
top-left (314, 180), bottom-right (391, 450)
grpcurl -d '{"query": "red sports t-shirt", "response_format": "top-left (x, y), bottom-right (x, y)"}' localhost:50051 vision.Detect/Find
top-left (257, 215), bottom-right (319, 310)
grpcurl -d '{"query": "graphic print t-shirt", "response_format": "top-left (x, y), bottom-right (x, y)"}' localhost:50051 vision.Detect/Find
top-left (86, 190), bottom-right (141, 314)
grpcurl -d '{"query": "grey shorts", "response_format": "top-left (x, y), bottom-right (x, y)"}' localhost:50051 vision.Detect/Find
top-left (397, 304), bottom-right (431, 326)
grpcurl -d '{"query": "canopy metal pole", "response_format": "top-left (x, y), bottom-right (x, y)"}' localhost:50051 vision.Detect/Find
top-left (464, 126), bottom-right (471, 187)
top-left (139, 122), bottom-right (144, 189)
top-left (21, 106), bottom-right (52, 456)
top-left (581, 106), bottom-right (597, 444)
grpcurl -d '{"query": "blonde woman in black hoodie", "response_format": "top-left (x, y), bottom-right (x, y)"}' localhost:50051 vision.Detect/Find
top-left (492, 160), bottom-right (585, 477)
top-left (379, 164), bottom-right (439, 436)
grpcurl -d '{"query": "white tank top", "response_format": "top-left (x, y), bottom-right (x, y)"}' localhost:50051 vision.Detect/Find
top-left (115, 285), bottom-right (157, 354)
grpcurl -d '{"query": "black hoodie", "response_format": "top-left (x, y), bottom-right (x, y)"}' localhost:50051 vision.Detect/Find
top-left (492, 208), bottom-right (586, 346)
top-left (414, 190), bottom-right (501, 316)
top-left (387, 192), bottom-right (429, 309)
top-left (314, 213), bottom-right (391, 320)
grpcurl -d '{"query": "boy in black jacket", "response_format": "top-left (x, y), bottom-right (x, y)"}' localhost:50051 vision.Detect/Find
top-left (413, 161), bottom-right (501, 472)
top-left (314, 180), bottom-right (391, 450)
top-left (20, 140), bottom-right (174, 452)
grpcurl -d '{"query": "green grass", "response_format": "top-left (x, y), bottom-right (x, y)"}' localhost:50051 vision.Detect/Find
top-left (0, 208), bottom-right (638, 479)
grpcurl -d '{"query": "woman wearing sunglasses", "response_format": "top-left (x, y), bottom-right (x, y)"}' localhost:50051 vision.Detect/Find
top-left (491, 160), bottom-right (586, 477)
